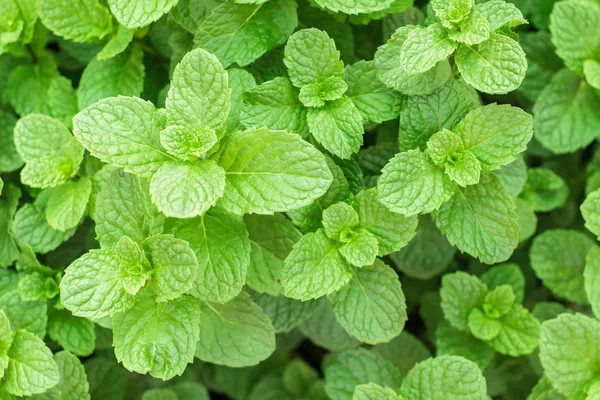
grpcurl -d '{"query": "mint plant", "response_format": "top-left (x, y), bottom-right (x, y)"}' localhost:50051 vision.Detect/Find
top-left (1, 0), bottom-right (600, 399)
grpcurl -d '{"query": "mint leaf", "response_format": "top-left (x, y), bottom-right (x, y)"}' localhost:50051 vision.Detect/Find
top-left (584, 59), bottom-right (600, 90)
top-left (45, 177), bottom-right (92, 231)
top-left (433, 173), bottom-right (519, 264)
top-left (252, 293), bottom-right (317, 333)
top-left (475, 0), bottom-right (527, 31)
top-left (521, 167), bottom-right (569, 212)
top-left (329, 260), bottom-right (407, 344)
top-left (38, 0), bottom-right (112, 42)
top-left (78, 46), bottom-right (145, 110)
top-left (47, 309), bottom-right (95, 357)
top-left (322, 202), bottom-right (359, 242)
top-left (0, 270), bottom-right (47, 338)
top-left (214, 127), bottom-right (333, 214)
top-left (455, 34), bottom-right (527, 94)
top-left (108, 0), bottom-right (178, 28)
top-left (282, 229), bottom-right (352, 301)
top-left (583, 189), bottom-right (600, 239)
top-left (196, 292), bottom-right (276, 367)
top-left (400, 356), bottom-right (487, 400)
top-left (299, 76), bottom-right (348, 108)
top-left (0, 184), bottom-right (21, 268)
top-left (530, 229), bottom-right (595, 304)
top-left (306, 97), bottom-right (364, 159)
top-left (31, 351), bottom-right (91, 400)
top-left (585, 247), bottom-right (600, 318)
top-left (313, 0), bottom-right (397, 14)
top-left (377, 149), bottom-right (455, 217)
top-left (112, 291), bottom-right (200, 379)
top-left (97, 25), bottom-right (135, 61)
top-left (60, 250), bottom-right (135, 319)
top-left (339, 229), bottom-right (379, 267)
top-left (399, 23), bottom-right (456, 75)
top-left (489, 304), bottom-right (540, 356)
top-left (353, 383), bottom-right (403, 400)
top-left (435, 321), bottom-right (494, 370)
top-left (440, 271), bottom-right (488, 331)
top-left (194, 0), bottom-right (297, 68)
top-left (240, 77), bottom-right (309, 137)
top-left (73, 96), bottom-right (174, 178)
top-left (3, 330), bottom-right (59, 396)
top-left (299, 298), bottom-right (360, 352)
top-left (11, 203), bottom-right (76, 254)
top-left (0, 111), bottom-right (23, 173)
top-left (149, 161), bottom-right (226, 218)
top-left (480, 263), bottom-right (525, 303)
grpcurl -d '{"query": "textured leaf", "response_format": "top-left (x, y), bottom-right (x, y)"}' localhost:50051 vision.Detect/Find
top-left (533, 69), bottom-right (600, 154)
top-left (313, 0), bottom-right (397, 14)
top-left (435, 321), bottom-right (494, 370)
top-left (112, 291), bottom-right (201, 380)
top-left (372, 331), bottom-right (432, 376)
top-left (38, 0), bottom-right (112, 42)
top-left (400, 356), bottom-right (487, 400)
top-left (45, 177), bottom-right (92, 231)
top-left (521, 167), bottom-right (569, 212)
top-left (480, 263), bottom-right (525, 304)
top-left (227, 68), bottom-right (257, 133)
top-left (324, 348), bottom-right (402, 400)
top-left (299, 298), bottom-right (360, 352)
top-left (530, 229), bottom-right (595, 304)
top-left (60, 250), bottom-right (135, 319)
top-left (399, 23), bottom-right (456, 75)
top-left (323, 202), bottom-right (360, 241)
top-left (0, 185), bottom-right (21, 268)
top-left (281, 229), bottom-right (352, 301)
top-left (329, 260), bottom-right (407, 344)
top-left (490, 304), bottom-right (540, 356)
top-left (475, 0), bottom-right (527, 31)
top-left (47, 309), bottom-right (95, 357)
top-left (11, 203), bottom-right (75, 254)
top-left (539, 313), bottom-right (600, 400)
top-left (149, 161), bottom-right (226, 219)
top-left (73, 96), bottom-right (174, 178)
top-left (0, 271), bottom-right (47, 338)
top-left (97, 25), bottom-right (135, 60)
top-left (78, 46), bottom-right (145, 110)
top-left (0, 111), bottom-right (23, 172)
top-left (585, 247), bottom-right (600, 319)
top-left (172, 208), bottom-right (250, 304)
top-left (455, 34), bottom-right (527, 94)
top-left (194, 0), bottom-right (297, 68)
top-left (214, 127), bottom-right (333, 214)
top-left (196, 292), bottom-right (276, 367)
top-left (377, 149), bottom-right (455, 217)
top-left (252, 293), bottom-right (317, 333)
top-left (240, 77), bottom-right (309, 137)
top-left (440, 271), bottom-right (488, 331)
top-left (339, 229), bottom-right (379, 267)
top-left (584, 59), bottom-right (600, 90)
top-left (3, 330), bottom-right (59, 396)
top-left (108, 0), bottom-right (179, 28)
top-left (353, 383), bottom-right (403, 400)
top-left (454, 104), bottom-right (533, 171)
top-left (583, 190), bottom-right (600, 240)
top-left (307, 97), bottom-right (364, 159)
top-left (433, 173), bottom-right (519, 264)
top-left (31, 351), bottom-right (91, 400)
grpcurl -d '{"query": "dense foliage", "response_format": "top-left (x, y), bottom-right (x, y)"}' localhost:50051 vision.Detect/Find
top-left (0, 0), bottom-right (599, 399)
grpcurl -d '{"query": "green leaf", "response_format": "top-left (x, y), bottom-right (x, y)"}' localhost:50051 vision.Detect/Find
top-left (112, 291), bottom-right (200, 379)
top-left (95, 171), bottom-right (165, 248)
top-left (227, 68), bottom-right (257, 133)
top-left (45, 177), bottom-right (92, 231)
top-left (584, 190), bottom-right (600, 240)
top-left (77, 46), bottom-right (145, 110)
top-left (584, 246), bottom-right (600, 319)
top-left (324, 348), bottom-right (402, 400)
top-left (0, 185), bottom-right (21, 268)
top-left (0, 270), bottom-right (47, 338)
top-left (444, 151), bottom-right (481, 187)
top-left (431, 0), bottom-right (474, 26)
top-left (307, 97), bottom-right (364, 159)
top-left (344, 60), bottom-right (402, 124)
top-left (149, 161), bottom-right (226, 219)
top-left (584, 59), bottom-right (600, 90)
top-left (533, 69), bottom-right (600, 154)
top-left (399, 23), bottom-right (456, 75)
top-left (528, 376), bottom-right (567, 400)
top-left (142, 389), bottom-right (179, 400)
top-left (494, 156), bottom-right (527, 199)
top-left (60, 249), bottom-right (135, 319)
top-left (252, 293), bottom-right (317, 333)
top-left (329, 260), bottom-right (407, 344)
top-left (530, 229), bottom-right (595, 304)
top-left (73, 96), bottom-right (174, 178)
top-left (196, 292), bottom-right (276, 367)
top-left (31, 351), bottom-right (91, 400)
top-left (353, 188), bottom-right (418, 256)
top-left (490, 304), bottom-right (540, 356)
top-left (11, 203), bottom-right (76, 254)
top-left (284, 28), bottom-right (344, 88)
top-left (97, 25), bottom-right (135, 61)
top-left (339, 229), bottom-right (379, 267)
top-left (299, 76), bottom-right (348, 108)
top-left (483, 285), bottom-right (515, 317)
top-left (160, 126), bottom-right (218, 161)
top-left (14, 114), bottom-right (84, 189)
top-left (440, 271), bottom-right (488, 331)
top-left (281, 229), bottom-right (352, 301)
top-left (108, 0), bottom-right (178, 28)
top-left (0, 111), bottom-right (23, 172)
top-left (38, 0), bottom-right (112, 42)
top-left (468, 307), bottom-right (502, 340)
top-left (299, 298), bottom-right (360, 352)
top-left (240, 77), bottom-right (309, 137)
top-left (480, 263), bottom-right (525, 304)
top-left (399, 356), bottom-right (487, 400)
top-left (539, 313), bottom-right (600, 399)
top-left (3, 330), bottom-right (59, 396)
top-left (377, 149), bottom-right (455, 217)
top-left (353, 383), bottom-right (403, 400)
top-left (214, 127), bottom-right (333, 214)
top-left (244, 213), bottom-right (301, 296)
top-left (549, 0), bottom-right (600, 73)
top-left (455, 34), bottom-right (527, 94)
top-left (426, 129), bottom-right (464, 168)
top-left (373, 331), bottom-right (432, 376)
top-left (322, 202), bottom-right (359, 242)
top-left (313, 0), bottom-right (397, 14)
top-left (448, 11), bottom-right (490, 45)
top-left (47, 309), bottom-right (95, 357)
top-left (390, 215), bottom-right (455, 280)
top-left (454, 104), bottom-right (533, 171)
top-left (520, 167), bottom-right (569, 212)
top-left (171, 207), bottom-right (250, 304)
top-left (194, 0), bottom-right (297, 68)
top-left (144, 234), bottom-right (198, 302)
top-left (166, 48), bottom-right (231, 136)
top-left (475, 0), bottom-right (527, 31)
top-left (433, 173), bottom-right (519, 264)
top-left (435, 321), bottom-right (494, 370)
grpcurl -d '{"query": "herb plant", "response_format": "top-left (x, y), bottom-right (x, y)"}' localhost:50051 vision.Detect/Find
top-left (0, 0), bottom-right (599, 399)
